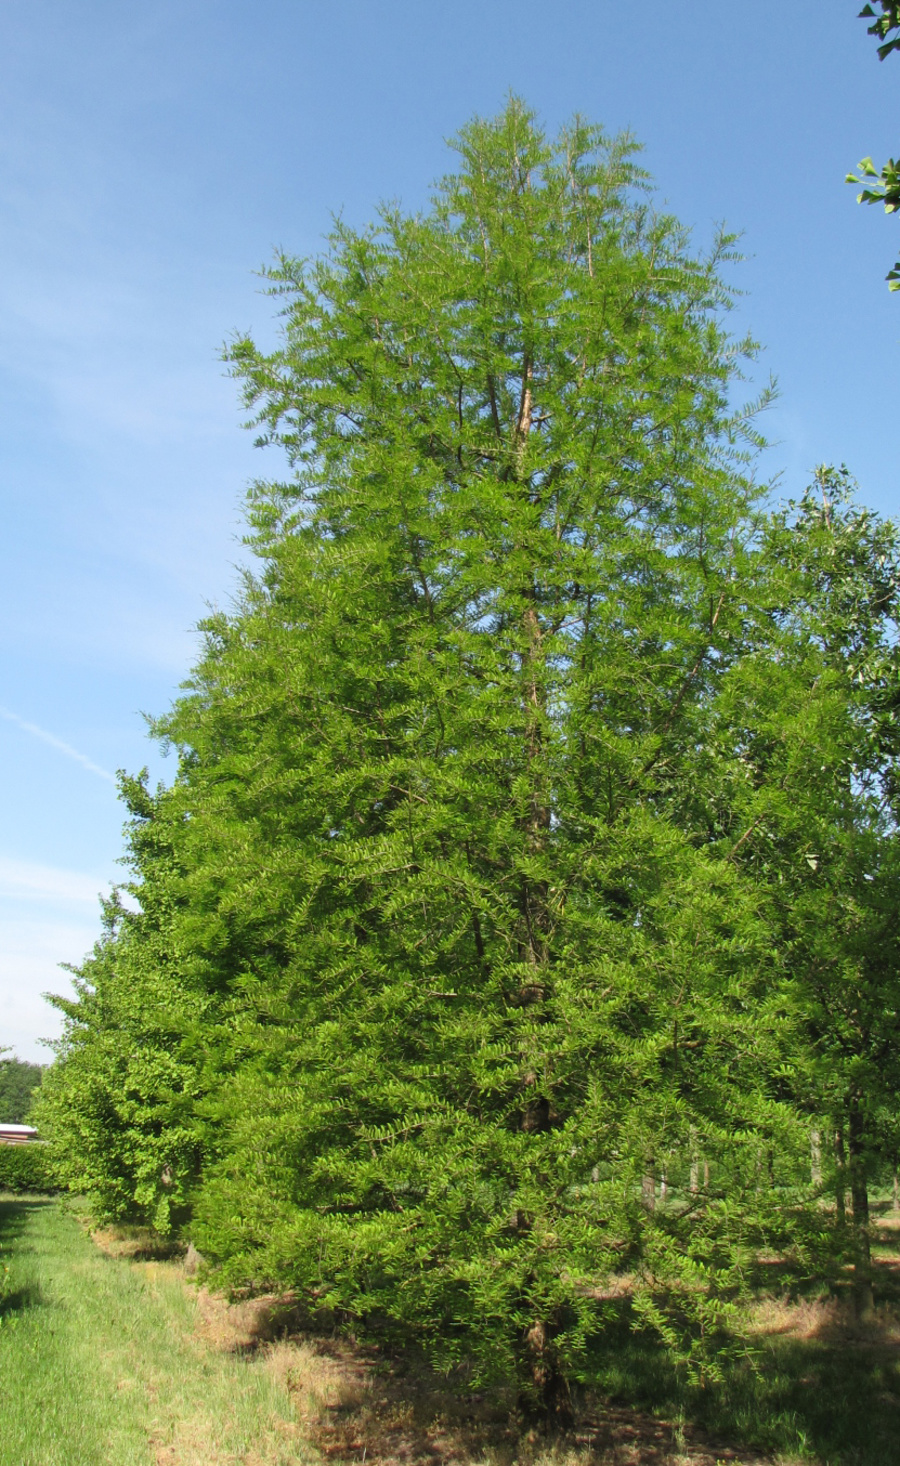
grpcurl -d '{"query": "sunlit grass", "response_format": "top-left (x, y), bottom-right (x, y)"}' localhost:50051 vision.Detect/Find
top-left (2, 1193), bottom-right (899, 1464)
top-left (0, 1196), bottom-right (312, 1466)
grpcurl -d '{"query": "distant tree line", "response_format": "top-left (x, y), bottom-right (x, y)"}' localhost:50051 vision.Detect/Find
top-left (37, 102), bottom-right (900, 1421)
top-left (0, 1055), bottom-right (44, 1125)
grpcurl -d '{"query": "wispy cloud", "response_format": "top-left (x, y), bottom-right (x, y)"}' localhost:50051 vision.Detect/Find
top-left (0, 855), bottom-right (106, 905)
top-left (0, 912), bottom-right (96, 1062)
top-left (0, 706), bottom-right (116, 782)
top-left (0, 859), bottom-right (125, 1061)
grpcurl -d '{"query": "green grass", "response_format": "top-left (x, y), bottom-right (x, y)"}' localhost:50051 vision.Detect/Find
top-left (583, 1281), bottom-right (900, 1463)
top-left (3, 1192), bottom-right (899, 1465)
top-left (0, 1195), bottom-right (313, 1466)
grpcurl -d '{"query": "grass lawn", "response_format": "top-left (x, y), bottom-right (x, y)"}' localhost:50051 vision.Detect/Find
top-left (582, 1289), bottom-right (900, 1465)
top-left (3, 1191), bottom-right (900, 1466)
top-left (0, 1195), bottom-right (311, 1466)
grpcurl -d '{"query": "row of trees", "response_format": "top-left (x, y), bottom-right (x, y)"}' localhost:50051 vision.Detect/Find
top-left (38, 102), bottom-right (900, 1418)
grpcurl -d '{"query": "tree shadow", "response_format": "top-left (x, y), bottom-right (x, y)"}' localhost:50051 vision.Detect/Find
top-left (0, 1195), bottom-right (52, 1242)
top-left (0, 1283), bottom-right (43, 1318)
top-left (187, 1275), bottom-right (900, 1463)
top-left (752, 1330), bottom-right (900, 1463)
top-left (0, 1198), bottom-right (50, 1322)
top-left (89, 1223), bottom-right (184, 1264)
top-left (583, 1275), bottom-right (900, 1466)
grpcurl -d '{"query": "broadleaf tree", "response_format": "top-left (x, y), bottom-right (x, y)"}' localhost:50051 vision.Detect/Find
top-left (0, 1055), bottom-right (44, 1125)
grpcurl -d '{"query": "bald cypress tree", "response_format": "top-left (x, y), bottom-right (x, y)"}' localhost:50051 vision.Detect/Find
top-left (46, 101), bottom-right (847, 1420)
top-left (127, 100), bottom-right (798, 1412)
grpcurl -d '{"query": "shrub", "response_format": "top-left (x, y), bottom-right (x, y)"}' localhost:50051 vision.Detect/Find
top-left (0, 1143), bottom-right (60, 1194)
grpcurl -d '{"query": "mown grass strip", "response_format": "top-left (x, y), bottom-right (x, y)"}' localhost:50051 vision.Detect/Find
top-left (0, 1196), bottom-right (313, 1466)
top-left (5, 1193), bottom-right (900, 1465)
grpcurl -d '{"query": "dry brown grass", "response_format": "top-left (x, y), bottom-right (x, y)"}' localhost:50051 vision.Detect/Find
top-left (746, 1291), bottom-right (900, 1347)
top-left (89, 1222), bottom-right (184, 1262)
top-left (181, 1288), bottom-right (774, 1466)
top-left (56, 1206), bottom-right (900, 1464)
top-left (140, 1267), bottom-right (775, 1466)
top-left (94, 1219), bottom-right (900, 1464)
top-left (193, 1285), bottom-right (309, 1353)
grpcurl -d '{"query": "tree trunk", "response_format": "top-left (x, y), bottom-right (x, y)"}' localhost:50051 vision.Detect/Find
top-left (513, 357), bottom-right (552, 984)
top-left (834, 1124), bottom-right (847, 1225)
top-left (642, 1165), bottom-right (656, 1211)
top-left (518, 1318), bottom-right (574, 1430)
top-left (810, 1128), bottom-right (822, 1188)
top-left (848, 1101), bottom-right (874, 1324)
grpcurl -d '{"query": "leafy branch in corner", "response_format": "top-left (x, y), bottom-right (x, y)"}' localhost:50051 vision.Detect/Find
top-left (848, 3), bottom-right (900, 288)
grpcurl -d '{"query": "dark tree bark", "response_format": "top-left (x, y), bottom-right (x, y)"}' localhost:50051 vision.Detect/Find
top-left (834, 1124), bottom-right (847, 1226)
top-left (518, 1317), bottom-right (574, 1430)
top-left (848, 1101), bottom-right (874, 1324)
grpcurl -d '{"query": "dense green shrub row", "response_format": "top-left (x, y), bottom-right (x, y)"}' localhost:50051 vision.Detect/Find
top-left (0, 1144), bottom-right (59, 1194)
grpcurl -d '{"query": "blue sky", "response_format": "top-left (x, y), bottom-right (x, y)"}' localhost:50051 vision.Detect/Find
top-left (1, 0), bottom-right (897, 1062)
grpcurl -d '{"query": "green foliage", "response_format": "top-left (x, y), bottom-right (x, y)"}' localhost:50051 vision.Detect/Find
top-left (847, 155), bottom-right (900, 288)
top-left (850, 5), bottom-right (900, 287)
top-left (169, 101), bottom-right (801, 1403)
top-left (860, 1), bottom-right (900, 61)
top-left (0, 1058), bottom-right (44, 1125)
top-left (35, 783), bottom-right (206, 1232)
top-left (585, 1279), bottom-right (900, 1465)
top-left (38, 100), bottom-right (900, 1412)
top-left (0, 1145), bottom-right (58, 1195)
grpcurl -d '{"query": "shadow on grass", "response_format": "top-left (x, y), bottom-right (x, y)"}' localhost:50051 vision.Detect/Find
top-left (84, 1212), bottom-right (900, 1464)
top-left (0, 1195), bottom-right (53, 1242)
top-left (0, 1283), bottom-right (43, 1318)
top-left (186, 1280), bottom-right (900, 1463)
top-left (88, 1222), bottom-right (184, 1264)
top-left (0, 1199), bottom-right (50, 1323)
top-left (585, 1290), bottom-right (900, 1465)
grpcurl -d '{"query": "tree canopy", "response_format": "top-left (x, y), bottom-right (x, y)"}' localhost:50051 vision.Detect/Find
top-left (37, 99), bottom-right (900, 1417)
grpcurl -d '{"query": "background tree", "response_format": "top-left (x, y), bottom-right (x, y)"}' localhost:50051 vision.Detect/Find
top-left (37, 774), bottom-right (206, 1233)
top-left (0, 1055), bottom-right (45, 1124)
top-left (713, 469), bottom-right (900, 1319)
